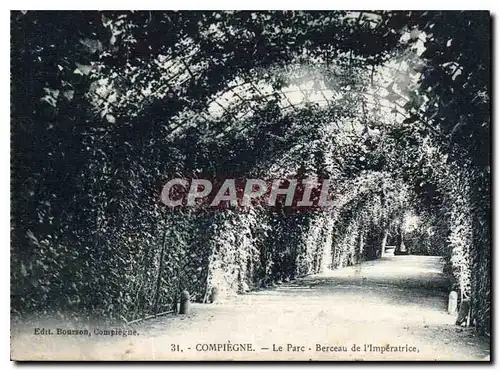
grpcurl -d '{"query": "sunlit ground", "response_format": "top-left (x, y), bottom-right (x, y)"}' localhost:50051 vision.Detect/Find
top-left (11, 255), bottom-right (489, 361)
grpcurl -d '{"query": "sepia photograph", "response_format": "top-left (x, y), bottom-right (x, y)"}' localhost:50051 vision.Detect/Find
top-left (10, 10), bottom-right (491, 361)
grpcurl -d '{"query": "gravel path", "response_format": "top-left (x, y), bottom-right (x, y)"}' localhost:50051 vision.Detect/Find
top-left (11, 255), bottom-right (490, 361)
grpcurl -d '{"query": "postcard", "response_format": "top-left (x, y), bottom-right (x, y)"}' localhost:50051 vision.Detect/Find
top-left (10, 10), bottom-right (491, 361)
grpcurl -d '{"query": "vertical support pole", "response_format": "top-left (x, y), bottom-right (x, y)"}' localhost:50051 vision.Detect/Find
top-left (399, 225), bottom-right (405, 253)
top-left (153, 227), bottom-right (168, 317)
top-left (358, 229), bottom-right (364, 264)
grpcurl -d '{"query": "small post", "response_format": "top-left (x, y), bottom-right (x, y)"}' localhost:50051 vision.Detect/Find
top-left (448, 291), bottom-right (458, 315)
top-left (209, 287), bottom-right (220, 304)
top-left (179, 290), bottom-right (190, 314)
top-left (380, 228), bottom-right (389, 258)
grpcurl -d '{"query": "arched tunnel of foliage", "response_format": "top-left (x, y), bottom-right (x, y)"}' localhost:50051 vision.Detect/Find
top-left (11, 11), bottom-right (490, 336)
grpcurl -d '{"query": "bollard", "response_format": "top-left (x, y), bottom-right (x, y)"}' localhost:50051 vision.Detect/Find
top-left (179, 290), bottom-right (190, 315)
top-left (209, 286), bottom-right (219, 304)
top-left (448, 291), bottom-right (458, 315)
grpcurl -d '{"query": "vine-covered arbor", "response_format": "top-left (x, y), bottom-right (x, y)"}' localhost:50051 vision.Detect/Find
top-left (11, 11), bottom-right (490, 336)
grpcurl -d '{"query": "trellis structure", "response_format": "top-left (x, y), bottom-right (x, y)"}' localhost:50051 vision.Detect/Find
top-left (85, 10), bottom-right (432, 143)
top-left (89, 57), bottom-right (424, 141)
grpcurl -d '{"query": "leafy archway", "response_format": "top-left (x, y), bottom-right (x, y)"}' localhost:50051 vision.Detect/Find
top-left (11, 11), bottom-right (490, 335)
